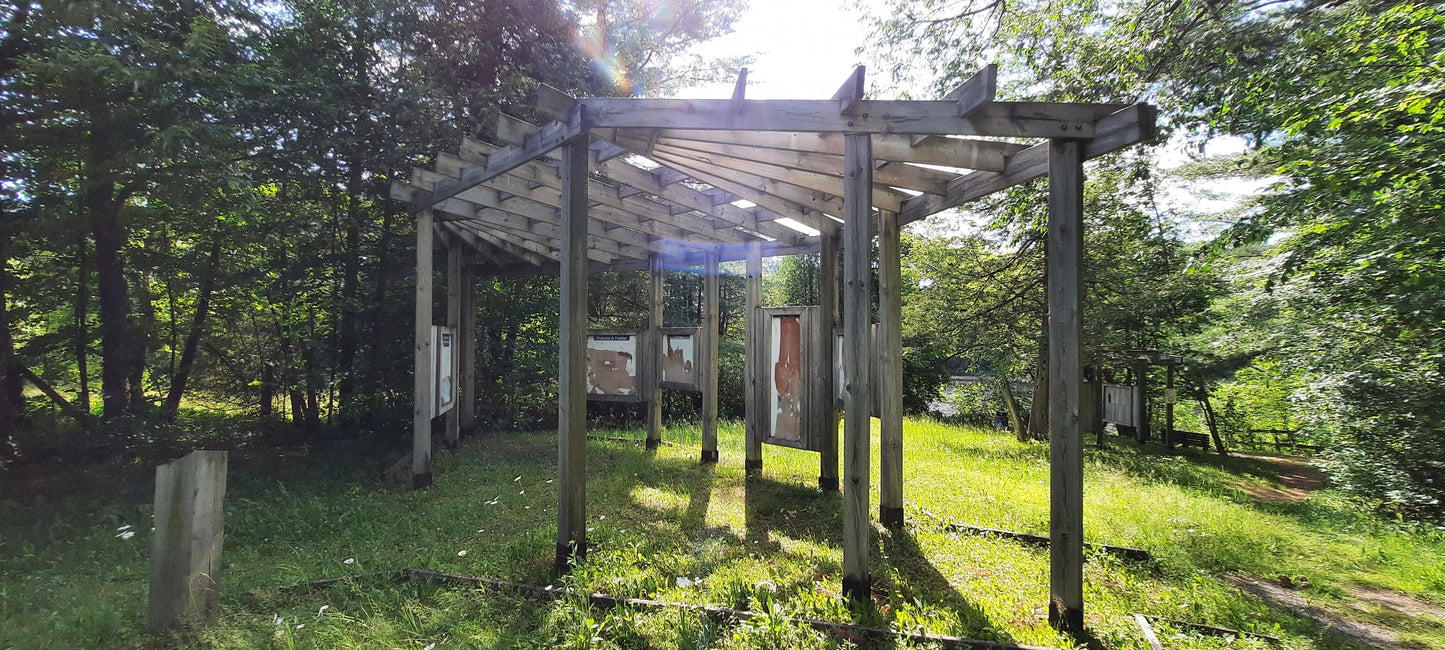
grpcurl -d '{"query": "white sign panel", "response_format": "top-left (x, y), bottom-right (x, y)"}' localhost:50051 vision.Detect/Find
top-left (433, 326), bottom-right (457, 416)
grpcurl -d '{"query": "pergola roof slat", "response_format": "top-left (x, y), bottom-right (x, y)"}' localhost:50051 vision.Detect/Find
top-left (600, 128), bottom-right (1024, 172)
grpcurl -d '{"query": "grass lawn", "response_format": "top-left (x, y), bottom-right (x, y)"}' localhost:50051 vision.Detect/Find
top-left (2, 417), bottom-right (1443, 649)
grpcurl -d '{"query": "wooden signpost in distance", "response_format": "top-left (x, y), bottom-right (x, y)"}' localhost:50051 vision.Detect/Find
top-left (393, 62), bottom-right (1156, 632)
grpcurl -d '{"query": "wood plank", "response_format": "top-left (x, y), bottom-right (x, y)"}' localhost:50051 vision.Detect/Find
top-left (646, 257), bottom-right (663, 450)
top-left (412, 115), bottom-right (582, 213)
top-left (606, 128), bottom-right (1023, 171)
top-left (588, 146), bottom-right (806, 245)
top-left (700, 251), bottom-right (720, 464)
top-left (744, 242), bottom-right (763, 474)
top-left (659, 137), bottom-right (953, 195)
top-left (444, 236), bottom-right (463, 448)
top-left (841, 133), bottom-right (873, 603)
top-left (447, 143), bottom-right (754, 247)
top-left (832, 66), bottom-right (865, 115)
top-left (601, 133), bottom-right (830, 232)
top-left (1047, 138), bottom-right (1084, 633)
top-left (730, 67), bottom-right (748, 113)
top-left (816, 230), bottom-right (839, 491)
top-left (944, 64), bottom-right (997, 116)
top-left (460, 261), bottom-right (477, 439)
top-left (412, 210), bottom-right (435, 489)
top-left (878, 209), bottom-right (904, 529)
top-left (556, 140), bottom-right (589, 573)
top-left (148, 450), bottom-right (227, 631)
top-left (582, 98), bottom-right (1108, 137)
top-left (899, 104), bottom-right (1157, 224)
top-left (535, 83), bottom-right (578, 123)
top-left (652, 142), bottom-right (911, 212)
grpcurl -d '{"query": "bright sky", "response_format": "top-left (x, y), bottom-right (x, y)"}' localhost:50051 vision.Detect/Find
top-left (684, 0), bottom-right (878, 99)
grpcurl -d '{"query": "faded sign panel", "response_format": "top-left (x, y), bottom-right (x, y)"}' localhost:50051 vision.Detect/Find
top-left (433, 326), bottom-right (457, 417)
top-left (661, 333), bottom-right (696, 388)
top-left (769, 315), bottom-right (804, 444)
top-left (586, 333), bottom-right (638, 398)
top-left (1102, 383), bottom-right (1133, 426)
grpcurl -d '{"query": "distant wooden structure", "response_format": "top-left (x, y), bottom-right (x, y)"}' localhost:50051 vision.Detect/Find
top-left (1091, 349), bottom-right (1183, 449)
top-left (392, 66), bottom-right (1155, 632)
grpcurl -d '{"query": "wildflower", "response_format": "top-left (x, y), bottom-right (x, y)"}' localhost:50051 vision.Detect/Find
top-left (457, 549), bottom-right (468, 557)
top-left (343, 557), bottom-right (356, 565)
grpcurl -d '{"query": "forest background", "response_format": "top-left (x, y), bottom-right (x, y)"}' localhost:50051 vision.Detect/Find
top-left (1, 0), bottom-right (1440, 519)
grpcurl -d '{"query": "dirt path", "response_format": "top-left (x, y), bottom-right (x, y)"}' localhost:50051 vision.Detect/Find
top-left (1224, 574), bottom-right (1411, 648)
top-left (1231, 452), bottom-right (1324, 503)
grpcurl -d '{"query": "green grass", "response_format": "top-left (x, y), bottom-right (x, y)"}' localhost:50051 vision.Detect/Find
top-left (2, 418), bottom-right (1443, 649)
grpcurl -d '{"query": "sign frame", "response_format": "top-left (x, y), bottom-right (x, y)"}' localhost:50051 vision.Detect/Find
top-left (657, 326), bottom-right (701, 392)
top-left (762, 306), bottom-right (821, 452)
top-left (432, 325), bottom-right (457, 417)
top-left (585, 329), bottom-right (647, 402)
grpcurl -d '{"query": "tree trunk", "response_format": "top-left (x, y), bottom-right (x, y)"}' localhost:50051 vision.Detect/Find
top-left (0, 224), bottom-right (17, 457)
top-left (1193, 380), bottom-right (1228, 454)
top-left (90, 165), bottom-right (135, 419)
top-left (260, 361), bottom-right (275, 417)
top-left (1023, 316), bottom-right (1049, 442)
top-left (129, 270), bottom-right (155, 410)
top-left (160, 239), bottom-right (221, 422)
top-left (335, 164), bottom-right (362, 423)
top-left (1000, 378), bottom-right (1025, 440)
top-left (366, 195), bottom-right (395, 407)
top-left (74, 232), bottom-right (91, 419)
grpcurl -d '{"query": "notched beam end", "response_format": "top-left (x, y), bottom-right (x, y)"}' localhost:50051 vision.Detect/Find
top-left (831, 66), bottom-right (866, 116)
top-left (945, 63), bottom-right (997, 116)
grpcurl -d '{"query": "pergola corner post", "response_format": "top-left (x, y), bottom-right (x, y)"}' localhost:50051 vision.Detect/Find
top-left (645, 256), bottom-right (664, 451)
top-left (841, 132), bottom-right (874, 603)
top-left (555, 136), bottom-right (589, 574)
top-left (700, 249), bottom-right (720, 464)
top-left (444, 234), bottom-right (463, 449)
top-left (459, 260), bottom-right (477, 439)
top-left (878, 210), bottom-right (904, 529)
top-left (411, 210), bottom-right (435, 489)
top-left (744, 242), bottom-right (763, 474)
top-left (1047, 138), bottom-right (1085, 633)
top-left (817, 228), bottom-right (839, 491)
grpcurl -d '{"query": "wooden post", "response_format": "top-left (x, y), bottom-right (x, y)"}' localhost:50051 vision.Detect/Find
top-left (444, 235), bottom-right (462, 449)
top-left (412, 210), bottom-right (434, 489)
top-left (148, 450), bottom-right (227, 631)
top-left (1164, 362), bottom-right (1175, 451)
top-left (817, 229), bottom-right (839, 491)
top-left (645, 256), bottom-right (664, 450)
top-left (841, 132), bottom-right (873, 603)
top-left (459, 261), bottom-right (477, 438)
top-left (1047, 139), bottom-right (1085, 633)
top-left (1133, 358), bottom-right (1149, 444)
top-left (744, 242), bottom-right (763, 473)
top-left (700, 250), bottom-right (720, 464)
top-left (878, 210), bottom-right (904, 529)
top-left (556, 138), bottom-right (588, 573)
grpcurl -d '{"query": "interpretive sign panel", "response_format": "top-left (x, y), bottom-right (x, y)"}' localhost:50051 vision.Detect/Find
top-left (586, 330), bottom-right (644, 402)
top-left (658, 327), bottom-right (700, 391)
top-left (433, 326), bottom-right (457, 416)
top-left (763, 307), bottom-right (820, 451)
top-left (1102, 383), bottom-right (1134, 427)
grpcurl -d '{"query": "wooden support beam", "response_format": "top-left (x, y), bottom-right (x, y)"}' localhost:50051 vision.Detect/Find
top-left (496, 113), bottom-right (534, 146)
top-left (841, 133), bottom-right (873, 604)
top-left (817, 229), bottom-right (839, 492)
top-left (899, 104), bottom-right (1157, 224)
top-left (744, 242), bottom-right (763, 474)
top-left (651, 142), bottom-right (910, 213)
top-left (582, 98), bottom-right (1110, 137)
top-left (535, 83), bottom-right (578, 123)
top-left (412, 210), bottom-right (435, 489)
top-left (643, 147), bottom-right (833, 229)
top-left (944, 64), bottom-right (997, 116)
top-left (444, 236), bottom-right (463, 449)
top-left (556, 140), bottom-right (589, 574)
top-left (1047, 138), bottom-right (1085, 633)
top-left (700, 250), bottom-right (720, 464)
top-left (607, 128), bottom-right (1023, 172)
top-left (411, 114), bottom-right (582, 213)
top-left (878, 209), bottom-right (904, 529)
top-left (646, 257), bottom-right (664, 450)
top-left (658, 137), bottom-right (953, 195)
top-left (1133, 358), bottom-right (1149, 444)
top-left (460, 261), bottom-right (477, 439)
top-left (832, 66), bottom-right (865, 115)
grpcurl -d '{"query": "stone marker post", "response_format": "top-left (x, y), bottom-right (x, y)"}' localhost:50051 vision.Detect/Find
top-left (148, 450), bottom-right (228, 631)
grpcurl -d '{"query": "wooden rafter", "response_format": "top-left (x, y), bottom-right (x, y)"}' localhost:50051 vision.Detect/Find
top-left (598, 128), bottom-right (1025, 172)
top-left (410, 109), bottom-right (583, 213)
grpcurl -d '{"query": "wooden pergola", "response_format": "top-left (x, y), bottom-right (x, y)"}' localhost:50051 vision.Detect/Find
top-left (391, 65), bottom-right (1156, 632)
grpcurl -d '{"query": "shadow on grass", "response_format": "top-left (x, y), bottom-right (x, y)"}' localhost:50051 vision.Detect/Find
top-left (744, 475), bottom-right (844, 552)
top-left (880, 528), bottom-right (1020, 646)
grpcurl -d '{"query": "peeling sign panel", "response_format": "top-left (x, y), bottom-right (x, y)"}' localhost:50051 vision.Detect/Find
top-left (769, 315), bottom-right (805, 445)
top-left (1102, 383), bottom-right (1134, 426)
top-left (586, 333), bottom-right (640, 400)
top-left (660, 331), bottom-right (697, 389)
